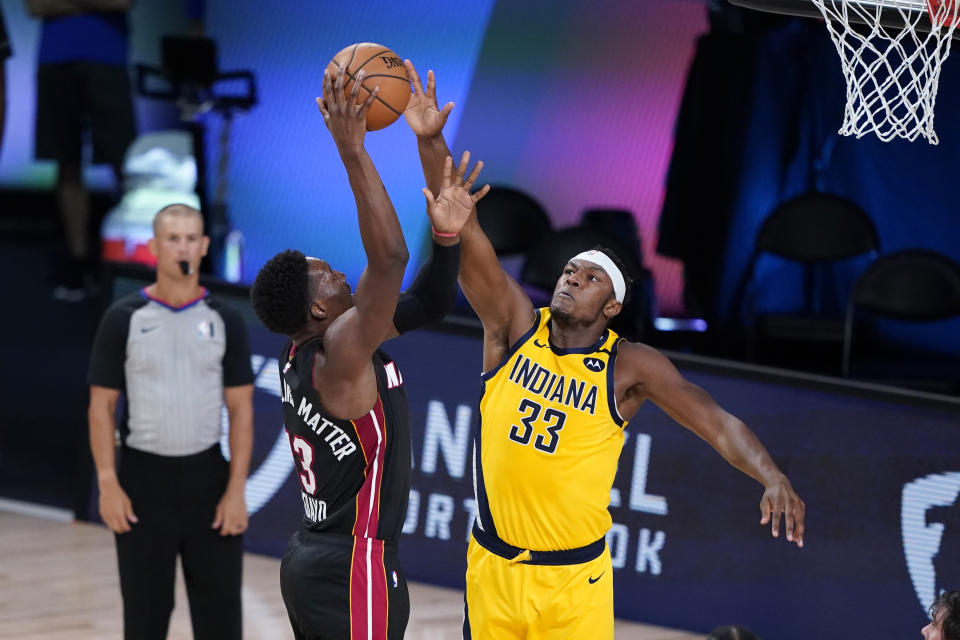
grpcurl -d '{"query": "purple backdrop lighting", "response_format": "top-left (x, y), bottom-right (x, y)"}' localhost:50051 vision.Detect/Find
top-left (454, 1), bottom-right (709, 315)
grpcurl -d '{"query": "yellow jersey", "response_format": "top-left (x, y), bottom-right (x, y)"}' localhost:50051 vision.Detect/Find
top-left (475, 308), bottom-right (626, 551)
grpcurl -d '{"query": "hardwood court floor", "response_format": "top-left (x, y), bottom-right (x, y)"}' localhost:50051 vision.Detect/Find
top-left (0, 510), bottom-right (701, 639)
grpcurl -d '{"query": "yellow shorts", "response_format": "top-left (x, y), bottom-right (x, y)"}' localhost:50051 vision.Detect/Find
top-left (464, 532), bottom-right (614, 640)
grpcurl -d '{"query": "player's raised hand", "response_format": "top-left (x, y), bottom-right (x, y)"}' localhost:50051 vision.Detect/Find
top-left (760, 477), bottom-right (805, 548)
top-left (99, 479), bottom-right (138, 534)
top-left (317, 64), bottom-right (379, 153)
top-left (403, 60), bottom-right (454, 138)
top-left (422, 151), bottom-right (490, 239)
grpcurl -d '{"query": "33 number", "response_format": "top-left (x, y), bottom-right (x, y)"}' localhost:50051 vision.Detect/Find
top-left (508, 399), bottom-right (566, 454)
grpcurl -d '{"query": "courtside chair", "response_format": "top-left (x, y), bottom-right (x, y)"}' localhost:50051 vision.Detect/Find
top-left (476, 186), bottom-right (552, 256)
top-left (842, 249), bottom-right (960, 393)
top-left (737, 192), bottom-right (879, 369)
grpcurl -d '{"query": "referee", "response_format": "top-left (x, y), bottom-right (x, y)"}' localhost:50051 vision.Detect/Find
top-left (87, 204), bottom-right (254, 640)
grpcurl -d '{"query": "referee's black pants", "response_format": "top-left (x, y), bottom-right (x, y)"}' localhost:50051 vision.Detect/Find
top-left (116, 444), bottom-right (243, 640)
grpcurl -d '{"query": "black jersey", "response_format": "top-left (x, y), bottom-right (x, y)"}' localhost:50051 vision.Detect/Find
top-left (278, 338), bottom-right (411, 543)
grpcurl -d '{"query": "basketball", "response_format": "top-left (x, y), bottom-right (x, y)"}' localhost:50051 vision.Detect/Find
top-left (324, 43), bottom-right (411, 131)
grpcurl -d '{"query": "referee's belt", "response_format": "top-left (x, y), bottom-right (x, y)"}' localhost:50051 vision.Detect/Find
top-left (471, 523), bottom-right (606, 566)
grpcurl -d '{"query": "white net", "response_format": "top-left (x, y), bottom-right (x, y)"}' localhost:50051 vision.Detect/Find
top-left (810, 0), bottom-right (960, 143)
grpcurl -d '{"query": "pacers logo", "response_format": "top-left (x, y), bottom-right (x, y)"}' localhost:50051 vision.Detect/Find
top-left (583, 357), bottom-right (605, 372)
top-left (902, 472), bottom-right (960, 613)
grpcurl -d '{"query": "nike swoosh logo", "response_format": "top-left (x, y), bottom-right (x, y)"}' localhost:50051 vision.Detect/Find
top-left (588, 572), bottom-right (604, 584)
top-left (533, 339), bottom-right (548, 348)
top-left (141, 326), bottom-right (159, 333)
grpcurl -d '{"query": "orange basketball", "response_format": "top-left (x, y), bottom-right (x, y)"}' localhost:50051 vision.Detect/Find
top-left (324, 43), bottom-right (411, 131)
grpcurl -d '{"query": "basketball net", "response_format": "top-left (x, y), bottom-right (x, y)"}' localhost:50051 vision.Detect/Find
top-left (809, 0), bottom-right (960, 143)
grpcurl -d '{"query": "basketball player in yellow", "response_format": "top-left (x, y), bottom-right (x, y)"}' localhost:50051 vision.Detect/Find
top-left (404, 61), bottom-right (806, 640)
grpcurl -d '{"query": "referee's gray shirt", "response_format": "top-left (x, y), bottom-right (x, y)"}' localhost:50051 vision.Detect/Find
top-left (88, 289), bottom-right (254, 456)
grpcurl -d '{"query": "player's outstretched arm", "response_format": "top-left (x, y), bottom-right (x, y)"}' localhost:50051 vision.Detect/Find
top-left (384, 152), bottom-right (489, 340)
top-left (404, 60), bottom-right (455, 197)
top-left (317, 65), bottom-right (408, 378)
top-left (617, 343), bottom-right (806, 548)
top-left (403, 60), bottom-right (534, 370)
top-left (457, 196), bottom-right (536, 373)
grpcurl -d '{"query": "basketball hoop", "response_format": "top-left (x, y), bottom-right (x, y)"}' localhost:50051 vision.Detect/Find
top-left (730, 0), bottom-right (960, 144)
top-left (810, 0), bottom-right (960, 143)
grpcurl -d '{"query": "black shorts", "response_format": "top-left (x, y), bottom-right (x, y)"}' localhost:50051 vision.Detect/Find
top-left (35, 61), bottom-right (136, 166)
top-left (280, 529), bottom-right (409, 640)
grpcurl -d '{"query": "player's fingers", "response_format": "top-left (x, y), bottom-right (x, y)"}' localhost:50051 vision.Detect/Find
top-left (455, 150), bottom-right (470, 183)
top-left (439, 102), bottom-right (455, 121)
top-left (442, 155), bottom-right (453, 188)
top-left (349, 70), bottom-right (366, 104)
top-left (771, 501), bottom-right (782, 537)
top-left (404, 59), bottom-right (423, 93)
top-left (760, 497), bottom-right (771, 524)
top-left (464, 161), bottom-right (484, 191)
top-left (315, 97), bottom-right (330, 123)
top-left (212, 506), bottom-right (223, 529)
top-left (796, 501), bottom-right (806, 547)
top-left (358, 85), bottom-right (379, 118)
top-left (785, 503), bottom-right (796, 542)
top-left (321, 70), bottom-right (333, 111)
top-left (426, 69), bottom-right (436, 97)
top-left (471, 183), bottom-right (491, 204)
top-left (422, 187), bottom-right (437, 210)
top-left (334, 63), bottom-right (346, 104)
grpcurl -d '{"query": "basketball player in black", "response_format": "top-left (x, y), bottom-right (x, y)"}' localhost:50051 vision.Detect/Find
top-left (250, 66), bottom-right (488, 640)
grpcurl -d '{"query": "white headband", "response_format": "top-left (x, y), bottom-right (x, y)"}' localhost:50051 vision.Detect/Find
top-left (570, 250), bottom-right (626, 303)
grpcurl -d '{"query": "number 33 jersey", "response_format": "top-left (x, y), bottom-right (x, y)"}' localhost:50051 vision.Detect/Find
top-left (278, 339), bottom-right (411, 543)
top-left (475, 308), bottom-right (627, 551)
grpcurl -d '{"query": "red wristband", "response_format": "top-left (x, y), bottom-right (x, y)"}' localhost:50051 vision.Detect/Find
top-left (432, 227), bottom-right (459, 238)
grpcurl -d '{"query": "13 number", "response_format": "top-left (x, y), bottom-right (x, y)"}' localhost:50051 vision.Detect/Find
top-left (290, 435), bottom-right (317, 494)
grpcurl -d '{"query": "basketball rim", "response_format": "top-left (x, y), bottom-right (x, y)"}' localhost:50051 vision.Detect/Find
top-left (728, 0), bottom-right (960, 35)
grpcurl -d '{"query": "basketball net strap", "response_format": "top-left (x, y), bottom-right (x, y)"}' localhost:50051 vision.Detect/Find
top-left (810, 0), bottom-right (960, 144)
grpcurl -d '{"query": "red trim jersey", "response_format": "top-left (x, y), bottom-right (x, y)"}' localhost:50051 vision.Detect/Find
top-left (279, 339), bottom-right (411, 543)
